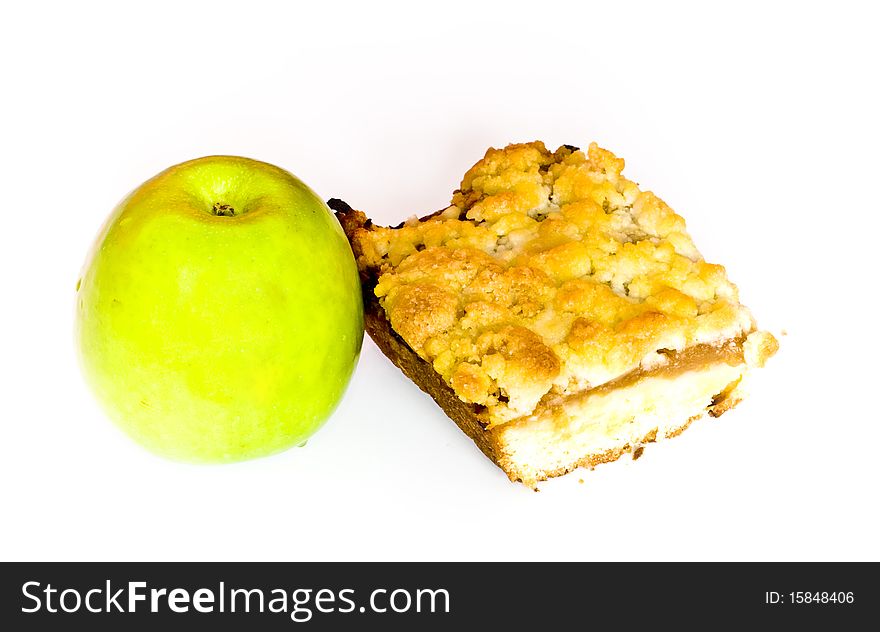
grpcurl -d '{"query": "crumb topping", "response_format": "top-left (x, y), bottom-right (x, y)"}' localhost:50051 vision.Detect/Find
top-left (349, 142), bottom-right (768, 425)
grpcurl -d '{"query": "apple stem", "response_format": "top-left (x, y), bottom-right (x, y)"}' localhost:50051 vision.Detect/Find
top-left (212, 202), bottom-right (236, 217)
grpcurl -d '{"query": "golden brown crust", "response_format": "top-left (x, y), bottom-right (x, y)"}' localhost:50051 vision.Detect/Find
top-left (340, 142), bottom-right (772, 426)
top-left (708, 377), bottom-right (744, 418)
top-left (361, 291), bottom-right (502, 464)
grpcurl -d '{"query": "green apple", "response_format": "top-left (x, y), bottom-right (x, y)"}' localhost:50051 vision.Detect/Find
top-left (75, 156), bottom-right (364, 462)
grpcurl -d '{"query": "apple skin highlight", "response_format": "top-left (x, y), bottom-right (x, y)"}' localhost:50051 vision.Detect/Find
top-left (75, 156), bottom-right (364, 462)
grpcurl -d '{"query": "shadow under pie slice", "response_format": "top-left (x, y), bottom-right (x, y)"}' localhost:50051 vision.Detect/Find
top-left (332, 141), bottom-right (777, 487)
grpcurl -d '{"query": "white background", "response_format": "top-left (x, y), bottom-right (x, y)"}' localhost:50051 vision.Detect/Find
top-left (1, 1), bottom-right (877, 561)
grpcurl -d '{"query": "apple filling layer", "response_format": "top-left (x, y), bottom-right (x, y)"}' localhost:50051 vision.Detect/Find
top-left (513, 334), bottom-right (747, 425)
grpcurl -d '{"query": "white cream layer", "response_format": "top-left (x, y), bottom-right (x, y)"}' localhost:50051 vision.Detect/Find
top-left (497, 361), bottom-right (747, 485)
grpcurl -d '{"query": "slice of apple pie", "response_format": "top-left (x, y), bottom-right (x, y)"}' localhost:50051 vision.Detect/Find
top-left (333, 141), bottom-right (777, 487)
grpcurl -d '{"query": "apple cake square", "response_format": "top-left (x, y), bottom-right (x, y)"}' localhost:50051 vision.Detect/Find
top-left (333, 141), bottom-right (777, 487)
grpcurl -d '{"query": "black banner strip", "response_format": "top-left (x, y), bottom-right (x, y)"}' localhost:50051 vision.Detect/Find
top-left (1, 562), bottom-right (875, 629)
